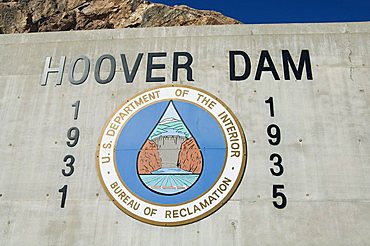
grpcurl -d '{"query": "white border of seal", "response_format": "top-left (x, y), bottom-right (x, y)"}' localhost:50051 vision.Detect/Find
top-left (96, 85), bottom-right (247, 226)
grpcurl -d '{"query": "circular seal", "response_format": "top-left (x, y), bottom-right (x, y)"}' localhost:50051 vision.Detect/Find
top-left (96, 85), bottom-right (247, 226)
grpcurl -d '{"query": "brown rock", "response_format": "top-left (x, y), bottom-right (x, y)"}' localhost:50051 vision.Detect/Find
top-left (139, 4), bottom-right (239, 27)
top-left (0, 0), bottom-right (240, 34)
top-left (138, 140), bottom-right (162, 174)
top-left (178, 137), bottom-right (202, 174)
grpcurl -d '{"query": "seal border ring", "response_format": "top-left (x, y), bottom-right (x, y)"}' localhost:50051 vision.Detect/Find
top-left (96, 85), bottom-right (247, 226)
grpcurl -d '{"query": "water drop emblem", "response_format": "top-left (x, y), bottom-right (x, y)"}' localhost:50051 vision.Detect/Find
top-left (137, 101), bottom-right (203, 195)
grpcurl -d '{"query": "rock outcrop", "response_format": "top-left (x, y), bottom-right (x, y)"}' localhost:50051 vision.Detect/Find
top-left (0, 0), bottom-right (240, 34)
top-left (177, 137), bottom-right (202, 174)
top-left (137, 140), bottom-right (161, 174)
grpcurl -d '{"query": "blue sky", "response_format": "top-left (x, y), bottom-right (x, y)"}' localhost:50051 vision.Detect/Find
top-left (152, 0), bottom-right (370, 24)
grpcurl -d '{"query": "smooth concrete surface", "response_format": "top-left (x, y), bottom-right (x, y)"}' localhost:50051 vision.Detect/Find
top-left (0, 22), bottom-right (370, 245)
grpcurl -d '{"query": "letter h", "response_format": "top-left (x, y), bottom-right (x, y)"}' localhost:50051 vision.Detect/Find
top-left (40, 56), bottom-right (66, 86)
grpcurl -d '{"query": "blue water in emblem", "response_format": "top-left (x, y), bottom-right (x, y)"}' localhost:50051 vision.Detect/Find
top-left (140, 168), bottom-right (199, 195)
top-left (151, 168), bottom-right (192, 174)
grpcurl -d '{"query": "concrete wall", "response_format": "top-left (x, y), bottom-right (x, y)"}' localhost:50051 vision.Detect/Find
top-left (0, 22), bottom-right (369, 245)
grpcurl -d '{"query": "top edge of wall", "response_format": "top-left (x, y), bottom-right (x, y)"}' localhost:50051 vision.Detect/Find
top-left (0, 21), bottom-right (369, 45)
